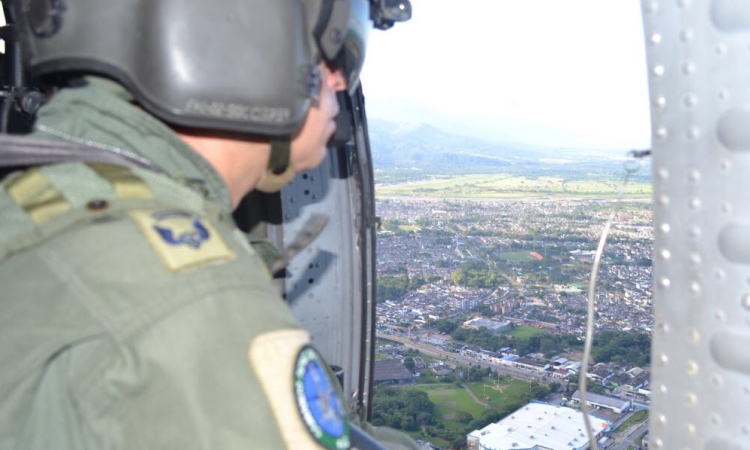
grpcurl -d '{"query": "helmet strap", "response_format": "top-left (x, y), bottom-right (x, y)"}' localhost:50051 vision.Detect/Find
top-left (256, 137), bottom-right (295, 193)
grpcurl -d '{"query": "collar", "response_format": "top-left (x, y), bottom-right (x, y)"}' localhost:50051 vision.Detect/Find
top-left (30, 77), bottom-right (233, 215)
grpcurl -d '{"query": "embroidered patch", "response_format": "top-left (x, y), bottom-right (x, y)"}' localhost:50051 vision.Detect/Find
top-left (294, 346), bottom-right (350, 450)
top-left (129, 209), bottom-right (236, 273)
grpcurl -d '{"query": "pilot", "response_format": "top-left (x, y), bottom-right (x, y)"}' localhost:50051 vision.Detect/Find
top-left (0, 0), bottom-right (416, 449)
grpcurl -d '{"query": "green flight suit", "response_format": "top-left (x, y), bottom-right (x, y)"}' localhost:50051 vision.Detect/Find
top-left (0, 78), bottom-right (413, 450)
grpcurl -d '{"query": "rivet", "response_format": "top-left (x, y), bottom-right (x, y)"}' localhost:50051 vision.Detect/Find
top-left (688, 329), bottom-right (700, 344)
top-left (689, 198), bottom-right (701, 210)
top-left (720, 158), bottom-right (731, 172)
top-left (86, 199), bottom-right (109, 211)
top-left (660, 278), bottom-right (671, 288)
top-left (659, 195), bottom-right (670, 206)
top-left (715, 309), bottom-right (727, 322)
top-left (715, 43), bottom-right (728, 56)
top-left (690, 281), bottom-right (701, 294)
top-left (714, 269), bottom-right (726, 282)
top-left (660, 249), bottom-right (671, 260)
top-left (658, 384), bottom-right (668, 395)
top-left (682, 62), bottom-right (696, 75)
top-left (686, 126), bottom-right (700, 140)
top-left (654, 438), bottom-right (664, 448)
top-left (687, 361), bottom-right (699, 375)
top-left (653, 65), bottom-right (666, 77)
top-left (721, 202), bottom-right (732, 214)
top-left (650, 33), bottom-right (662, 45)
top-left (689, 226), bottom-right (701, 239)
top-left (658, 414), bottom-right (667, 425)
top-left (660, 223), bottom-right (671, 234)
top-left (655, 127), bottom-right (669, 140)
top-left (658, 168), bottom-right (669, 180)
top-left (677, 0), bottom-right (691, 7)
top-left (680, 29), bottom-right (694, 42)
top-left (688, 168), bottom-right (700, 182)
top-left (710, 413), bottom-right (722, 425)
top-left (657, 322), bottom-right (670, 334)
top-left (645, 1), bottom-right (659, 14)
top-left (717, 89), bottom-right (729, 101)
top-left (655, 96), bottom-right (667, 108)
top-left (685, 423), bottom-right (696, 436)
top-left (685, 392), bottom-right (698, 406)
top-left (689, 252), bottom-right (701, 266)
top-left (659, 353), bottom-right (669, 365)
top-left (684, 94), bottom-right (698, 107)
top-left (742, 294), bottom-right (750, 310)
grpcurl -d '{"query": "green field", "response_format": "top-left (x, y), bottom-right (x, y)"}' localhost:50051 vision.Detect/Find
top-left (506, 325), bottom-right (549, 339)
top-left (466, 378), bottom-right (535, 409)
top-left (376, 174), bottom-right (651, 199)
top-left (500, 251), bottom-right (539, 262)
top-left (413, 384), bottom-right (486, 422)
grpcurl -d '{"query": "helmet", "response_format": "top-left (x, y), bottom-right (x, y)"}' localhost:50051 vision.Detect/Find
top-left (10, 0), bottom-right (372, 137)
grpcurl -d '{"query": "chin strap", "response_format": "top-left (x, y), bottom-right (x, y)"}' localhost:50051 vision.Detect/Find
top-left (256, 137), bottom-right (296, 193)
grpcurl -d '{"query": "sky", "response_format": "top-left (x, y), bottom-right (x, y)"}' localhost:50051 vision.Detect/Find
top-left (361, 0), bottom-right (653, 150)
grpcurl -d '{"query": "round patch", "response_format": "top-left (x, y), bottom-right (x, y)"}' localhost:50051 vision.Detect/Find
top-left (294, 346), bottom-right (350, 450)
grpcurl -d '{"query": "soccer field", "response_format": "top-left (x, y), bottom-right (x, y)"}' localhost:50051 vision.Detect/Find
top-left (506, 325), bottom-right (548, 339)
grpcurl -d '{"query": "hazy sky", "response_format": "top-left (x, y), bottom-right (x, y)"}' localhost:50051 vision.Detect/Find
top-left (361, 0), bottom-right (653, 150)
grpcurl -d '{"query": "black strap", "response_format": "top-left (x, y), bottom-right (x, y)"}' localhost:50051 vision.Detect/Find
top-left (0, 134), bottom-right (160, 172)
top-left (268, 137), bottom-right (291, 175)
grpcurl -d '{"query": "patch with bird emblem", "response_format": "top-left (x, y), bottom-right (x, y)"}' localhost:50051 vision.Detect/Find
top-left (129, 209), bottom-right (236, 273)
top-left (294, 346), bottom-right (351, 450)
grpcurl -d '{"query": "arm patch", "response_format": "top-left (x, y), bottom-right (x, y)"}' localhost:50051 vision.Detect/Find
top-left (129, 209), bottom-right (236, 273)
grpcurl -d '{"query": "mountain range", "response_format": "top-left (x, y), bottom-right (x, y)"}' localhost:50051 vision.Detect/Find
top-left (366, 118), bottom-right (650, 182)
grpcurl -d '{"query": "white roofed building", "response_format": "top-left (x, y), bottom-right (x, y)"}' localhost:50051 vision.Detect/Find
top-left (466, 403), bottom-right (609, 450)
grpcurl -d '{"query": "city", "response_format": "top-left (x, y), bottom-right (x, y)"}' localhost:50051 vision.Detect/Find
top-left (372, 196), bottom-right (653, 450)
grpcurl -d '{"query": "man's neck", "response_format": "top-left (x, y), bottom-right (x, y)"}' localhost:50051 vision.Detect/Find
top-left (177, 132), bottom-right (271, 210)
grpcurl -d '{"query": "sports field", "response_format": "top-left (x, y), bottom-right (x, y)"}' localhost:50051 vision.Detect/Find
top-left (413, 384), bottom-right (486, 422)
top-left (505, 325), bottom-right (548, 339)
top-left (465, 378), bottom-right (534, 409)
top-left (499, 251), bottom-right (540, 262)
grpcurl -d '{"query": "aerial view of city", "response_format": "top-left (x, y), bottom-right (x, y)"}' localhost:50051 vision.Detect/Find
top-left (368, 118), bottom-right (653, 450)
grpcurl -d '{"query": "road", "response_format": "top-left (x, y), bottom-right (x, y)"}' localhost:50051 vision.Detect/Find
top-left (376, 332), bottom-right (552, 384)
top-left (610, 420), bottom-right (648, 450)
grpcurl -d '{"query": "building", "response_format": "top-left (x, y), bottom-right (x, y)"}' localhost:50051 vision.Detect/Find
top-left (571, 390), bottom-right (631, 414)
top-left (467, 403), bottom-right (610, 450)
top-left (512, 357), bottom-right (549, 373)
top-left (373, 359), bottom-right (413, 385)
top-left (462, 317), bottom-right (511, 333)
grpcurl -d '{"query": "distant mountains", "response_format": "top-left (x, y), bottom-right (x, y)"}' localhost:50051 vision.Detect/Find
top-left (367, 118), bottom-right (650, 181)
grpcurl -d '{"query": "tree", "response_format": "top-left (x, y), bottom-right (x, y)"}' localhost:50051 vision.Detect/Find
top-left (403, 357), bottom-right (415, 371)
top-left (454, 410), bottom-right (474, 424)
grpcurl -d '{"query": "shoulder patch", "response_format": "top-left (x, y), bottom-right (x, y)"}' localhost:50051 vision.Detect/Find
top-left (295, 346), bottom-right (350, 450)
top-left (249, 329), bottom-right (351, 450)
top-left (129, 209), bottom-right (236, 273)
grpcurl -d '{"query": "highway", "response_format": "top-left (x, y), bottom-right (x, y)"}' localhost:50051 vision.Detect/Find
top-left (376, 332), bottom-right (552, 384)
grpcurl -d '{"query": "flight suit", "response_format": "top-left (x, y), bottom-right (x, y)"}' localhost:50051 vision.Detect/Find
top-left (0, 77), bottom-right (370, 450)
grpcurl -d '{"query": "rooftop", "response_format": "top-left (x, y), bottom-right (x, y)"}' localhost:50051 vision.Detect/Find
top-left (571, 391), bottom-right (630, 410)
top-left (373, 359), bottom-right (413, 382)
top-left (468, 403), bottom-right (609, 450)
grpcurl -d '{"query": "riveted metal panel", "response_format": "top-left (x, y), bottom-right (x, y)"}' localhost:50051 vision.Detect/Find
top-left (643, 0), bottom-right (750, 448)
top-left (274, 148), bottom-right (365, 413)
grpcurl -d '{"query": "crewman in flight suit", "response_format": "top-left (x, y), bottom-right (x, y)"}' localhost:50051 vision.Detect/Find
top-left (0, 0), bottom-right (417, 449)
